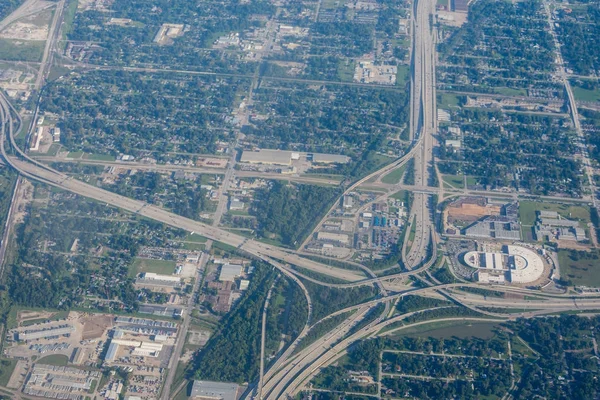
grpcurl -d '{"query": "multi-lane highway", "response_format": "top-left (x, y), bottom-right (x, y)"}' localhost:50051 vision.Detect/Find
top-left (1, 0), bottom-right (598, 398)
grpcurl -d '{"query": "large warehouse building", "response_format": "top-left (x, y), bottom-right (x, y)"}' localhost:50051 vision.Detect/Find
top-left (17, 324), bottom-right (75, 341)
top-left (240, 149), bottom-right (297, 165)
top-left (191, 380), bottom-right (240, 400)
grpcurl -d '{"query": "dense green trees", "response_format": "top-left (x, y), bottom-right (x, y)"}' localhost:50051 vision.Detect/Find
top-left (251, 181), bottom-right (340, 247)
top-left (0, 0), bottom-right (23, 20)
top-left (192, 262), bottom-right (275, 383)
top-left (301, 279), bottom-right (377, 321)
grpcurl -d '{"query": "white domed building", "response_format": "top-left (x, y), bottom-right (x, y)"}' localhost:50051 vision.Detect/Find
top-left (463, 245), bottom-right (545, 284)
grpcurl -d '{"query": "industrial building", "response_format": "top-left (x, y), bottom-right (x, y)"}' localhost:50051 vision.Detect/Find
top-left (240, 149), bottom-right (297, 165)
top-left (309, 153), bottom-right (350, 164)
top-left (104, 339), bottom-right (164, 362)
top-left (534, 210), bottom-right (587, 242)
top-left (190, 380), bottom-right (240, 400)
top-left (342, 195), bottom-right (354, 209)
top-left (30, 126), bottom-right (43, 151)
top-left (51, 127), bottom-right (60, 142)
top-left (219, 264), bottom-right (243, 282)
top-left (136, 272), bottom-right (181, 287)
top-left (317, 231), bottom-right (349, 244)
top-left (463, 218), bottom-right (521, 240)
top-left (17, 324), bottom-right (75, 341)
top-left (241, 149), bottom-right (350, 166)
top-left (228, 197), bottom-right (245, 211)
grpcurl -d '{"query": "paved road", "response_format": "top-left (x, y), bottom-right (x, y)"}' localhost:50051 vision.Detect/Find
top-left (257, 276), bottom-right (279, 399)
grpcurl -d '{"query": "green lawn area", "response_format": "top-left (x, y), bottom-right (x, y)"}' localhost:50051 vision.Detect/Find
top-left (442, 174), bottom-right (464, 189)
top-left (37, 354), bottom-right (69, 366)
top-left (46, 143), bottom-right (61, 156)
top-left (66, 151), bottom-right (84, 159)
top-left (170, 362), bottom-right (189, 398)
top-left (0, 39), bottom-right (45, 62)
top-left (438, 93), bottom-right (460, 108)
top-left (0, 359), bottom-right (17, 387)
top-left (465, 176), bottom-right (479, 187)
top-left (558, 249), bottom-right (600, 287)
top-left (84, 153), bottom-right (116, 161)
top-left (173, 381), bottom-right (193, 400)
top-left (6, 306), bottom-right (69, 329)
top-left (571, 85), bottom-right (600, 102)
top-left (15, 116), bottom-right (31, 140)
top-left (185, 233), bottom-right (207, 243)
top-left (402, 321), bottom-right (498, 340)
top-left (396, 65), bottom-right (410, 85)
top-left (129, 258), bottom-right (176, 278)
top-left (322, 0), bottom-right (343, 9)
top-left (492, 87), bottom-right (527, 96)
top-left (519, 201), bottom-right (591, 226)
top-left (408, 216), bottom-right (417, 243)
top-left (337, 59), bottom-right (355, 82)
top-left (382, 164), bottom-right (407, 184)
top-left (180, 242), bottom-right (205, 251)
top-left (391, 190), bottom-right (409, 201)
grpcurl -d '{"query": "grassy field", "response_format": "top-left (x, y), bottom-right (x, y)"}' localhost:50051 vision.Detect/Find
top-left (382, 164), bottom-right (407, 184)
top-left (571, 85), bottom-right (600, 102)
top-left (408, 216), bottom-right (417, 243)
top-left (438, 93), bottom-right (461, 108)
top-left (6, 306), bottom-right (68, 329)
top-left (84, 153), bottom-right (116, 161)
top-left (519, 201), bottom-right (591, 226)
top-left (37, 354), bottom-right (69, 366)
top-left (402, 321), bottom-right (499, 339)
top-left (0, 39), bottom-right (45, 62)
top-left (442, 174), bottom-right (464, 189)
top-left (337, 59), bottom-right (355, 82)
top-left (558, 249), bottom-right (600, 287)
top-left (389, 319), bottom-right (500, 340)
top-left (184, 233), bottom-right (207, 243)
top-left (391, 190), bottom-right (409, 201)
top-left (130, 258), bottom-right (176, 277)
top-left (180, 242), bottom-right (205, 251)
top-left (0, 359), bottom-right (17, 387)
top-left (66, 151), bottom-right (84, 159)
top-left (22, 310), bottom-right (69, 327)
top-left (465, 176), bottom-right (479, 187)
top-left (396, 65), bottom-right (410, 85)
top-left (492, 87), bottom-right (527, 96)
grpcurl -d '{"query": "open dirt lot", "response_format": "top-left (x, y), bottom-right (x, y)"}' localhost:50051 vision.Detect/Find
top-left (0, 9), bottom-right (52, 40)
top-left (447, 203), bottom-right (501, 221)
top-left (81, 314), bottom-right (114, 340)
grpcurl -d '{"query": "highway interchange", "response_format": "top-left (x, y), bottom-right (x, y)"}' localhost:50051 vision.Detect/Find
top-left (1, 0), bottom-right (600, 398)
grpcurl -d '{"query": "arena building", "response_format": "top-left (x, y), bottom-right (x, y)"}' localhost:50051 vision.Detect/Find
top-left (463, 245), bottom-right (545, 284)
